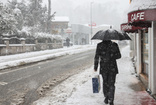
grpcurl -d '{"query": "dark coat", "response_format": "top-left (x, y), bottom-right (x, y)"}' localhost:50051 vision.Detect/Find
top-left (66, 37), bottom-right (70, 46)
top-left (94, 40), bottom-right (121, 74)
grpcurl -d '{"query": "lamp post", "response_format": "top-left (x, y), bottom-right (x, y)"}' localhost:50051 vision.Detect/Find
top-left (90, 2), bottom-right (93, 44)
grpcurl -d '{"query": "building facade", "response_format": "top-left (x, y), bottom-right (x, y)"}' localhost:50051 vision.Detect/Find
top-left (121, 0), bottom-right (156, 97)
top-left (71, 24), bottom-right (90, 45)
top-left (71, 23), bottom-right (111, 45)
top-left (51, 16), bottom-right (69, 35)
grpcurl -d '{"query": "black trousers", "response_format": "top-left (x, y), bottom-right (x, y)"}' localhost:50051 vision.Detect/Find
top-left (101, 72), bottom-right (116, 101)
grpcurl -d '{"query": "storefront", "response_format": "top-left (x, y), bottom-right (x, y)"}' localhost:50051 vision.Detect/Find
top-left (127, 6), bottom-right (156, 95)
top-left (121, 0), bottom-right (156, 96)
top-left (121, 23), bottom-right (144, 66)
top-left (142, 29), bottom-right (148, 76)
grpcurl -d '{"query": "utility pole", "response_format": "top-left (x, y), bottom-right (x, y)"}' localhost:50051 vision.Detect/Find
top-left (90, 2), bottom-right (93, 44)
top-left (47, 0), bottom-right (56, 33)
top-left (47, 0), bottom-right (51, 33)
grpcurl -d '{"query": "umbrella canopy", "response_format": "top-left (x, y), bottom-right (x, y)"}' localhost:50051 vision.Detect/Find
top-left (121, 31), bottom-right (132, 40)
top-left (91, 29), bottom-right (131, 40)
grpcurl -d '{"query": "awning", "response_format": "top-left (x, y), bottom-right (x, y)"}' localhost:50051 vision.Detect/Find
top-left (128, 9), bottom-right (156, 27)
top-left (121, 23), bottom-right (144, 33)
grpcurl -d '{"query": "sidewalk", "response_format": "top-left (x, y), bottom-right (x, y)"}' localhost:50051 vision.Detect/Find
top-left (32, 45), bottom-right (156, 105)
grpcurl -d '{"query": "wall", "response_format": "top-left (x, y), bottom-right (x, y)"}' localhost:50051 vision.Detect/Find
top-left (71, 24), bottom-right (90, 45)
top-left (136, 30), bottom-right (142, 75)
top-left (153, 21), bottom-right (156, 94)
top-left (0, 39), bottom-right (63, 56)
top-left (148, 21), bottom-right (156, 94)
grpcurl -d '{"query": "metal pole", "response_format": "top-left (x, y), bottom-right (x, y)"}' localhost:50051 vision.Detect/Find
top-left (90, 2), bottom-right (93, 45)
top-left (73, 33), bottom-right (74, 45)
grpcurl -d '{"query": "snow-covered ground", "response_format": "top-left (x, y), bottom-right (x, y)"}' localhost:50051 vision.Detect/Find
top-left (0, 45), bottom-right (96, 70)
top-left (31, 45), bottom-right (146, 105)
top-left (1, 44), bottom-right (155, 105)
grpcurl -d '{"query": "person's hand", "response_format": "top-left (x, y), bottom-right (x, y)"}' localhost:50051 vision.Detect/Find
top-left (94, 69), bottom-right (97, 72)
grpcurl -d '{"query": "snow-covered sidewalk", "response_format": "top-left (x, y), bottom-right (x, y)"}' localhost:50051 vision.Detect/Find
top-left (0, 45), bottom-right (96, 70)
top-left (32, 45), bottom-right (156, 105)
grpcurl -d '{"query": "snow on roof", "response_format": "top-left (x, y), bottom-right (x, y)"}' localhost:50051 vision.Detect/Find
top-left (92, 24), bottom-right (111, 29)
top-left (71, 23), bottom-right (112, 29)
top-left (128, 0), bottom-right (156, 13)
top-left (71, 23), bottom-right (90, 28)
top-left (52, 16), bottom-right (69, 22)
top-left (98, 24), bottom-right (111, 27)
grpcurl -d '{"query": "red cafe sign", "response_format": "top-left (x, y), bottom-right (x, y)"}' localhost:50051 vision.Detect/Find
top-left (121, 23), bottom-right (132, 31)
top-left (121, 23), bottom-right (143, 32)
top-left (128, 9), bottom-right (156, 23)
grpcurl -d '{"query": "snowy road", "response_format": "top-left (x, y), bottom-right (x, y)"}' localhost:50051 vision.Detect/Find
top-left (0, 49), bottom-right (95, 105)
top-left (32, 45), bottom-right (156, 105)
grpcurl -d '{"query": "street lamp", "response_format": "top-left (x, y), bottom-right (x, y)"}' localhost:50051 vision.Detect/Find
top-left (90, 2), bottom-right (94, 44)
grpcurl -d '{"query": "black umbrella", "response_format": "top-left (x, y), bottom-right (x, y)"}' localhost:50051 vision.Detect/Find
top-left (121, 31), bottom-right (132, 40)
top-left (91, 29), bottom-right (131, 40)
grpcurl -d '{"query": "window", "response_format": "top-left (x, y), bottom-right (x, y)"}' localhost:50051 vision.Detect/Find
top-left (143, 30), bottom-right (148, 76)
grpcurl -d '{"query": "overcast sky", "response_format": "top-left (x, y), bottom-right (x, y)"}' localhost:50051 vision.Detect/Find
top-left (0, 0), bottom-right (130, 29)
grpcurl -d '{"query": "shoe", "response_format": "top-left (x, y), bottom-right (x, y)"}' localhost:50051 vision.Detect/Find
top-left (104, 97), bottom-right (108, 104)
top-left (109, 100), bottom-right (114, 105)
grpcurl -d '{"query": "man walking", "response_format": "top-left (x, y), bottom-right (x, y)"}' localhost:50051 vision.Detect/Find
top-left (94, 40), bottom-right (121, 105)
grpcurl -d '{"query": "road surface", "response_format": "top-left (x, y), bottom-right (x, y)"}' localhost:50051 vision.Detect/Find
top-left (0, 49), bottom-right (95, 105)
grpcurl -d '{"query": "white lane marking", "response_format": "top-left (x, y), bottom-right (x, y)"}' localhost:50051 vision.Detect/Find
top-left (0, 64), bottom-right (38, 75)
top-left (0, 82), bottom-right (8, 86)
top-left (74, 56), bottom-right (88, 61)
top-left (0, 69), bottom-right (22, 75)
